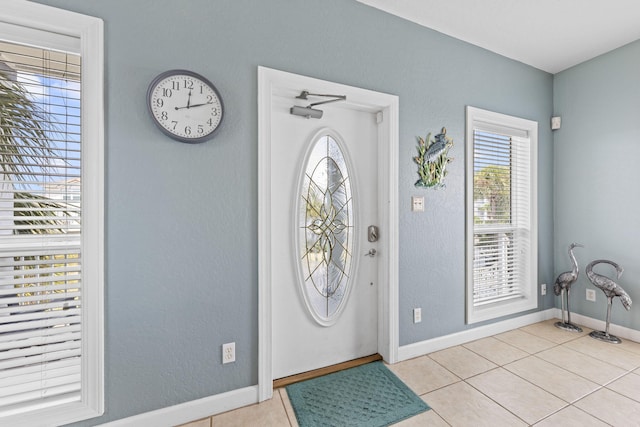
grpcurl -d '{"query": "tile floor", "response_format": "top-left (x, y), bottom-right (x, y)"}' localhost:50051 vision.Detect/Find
top-left (179, 319), bottom-right (640, 426)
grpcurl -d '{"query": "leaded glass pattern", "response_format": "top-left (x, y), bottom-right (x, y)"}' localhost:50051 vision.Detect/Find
top-left (298, 134), bottom-right (354, 324)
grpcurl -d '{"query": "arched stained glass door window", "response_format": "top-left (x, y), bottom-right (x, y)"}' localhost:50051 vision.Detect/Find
top-left (296, 130), bottom-right (355, 326)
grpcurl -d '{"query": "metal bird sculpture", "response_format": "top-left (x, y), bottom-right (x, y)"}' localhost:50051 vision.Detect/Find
top-left (424, 127), bottom-right (452, 163)
top-left (554, 243), bottom-right (584, 332)
top-left (586, 259), bottom-right (632, 344)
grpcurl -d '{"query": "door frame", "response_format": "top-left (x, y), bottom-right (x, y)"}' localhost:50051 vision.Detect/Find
top-left (257, 66), bottom-right (399, 401)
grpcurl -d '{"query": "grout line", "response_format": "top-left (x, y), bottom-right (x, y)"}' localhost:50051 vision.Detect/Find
top-left (462, 337), bottom-right (530, 366)
top-left (277, 388), bottom-right (297, 427)
top-left (532, 404), bottom-right (570, 426)
top-left (426, 407), bottom-right (453, 427)
top-left (460, 371), bottom-right (533, 426)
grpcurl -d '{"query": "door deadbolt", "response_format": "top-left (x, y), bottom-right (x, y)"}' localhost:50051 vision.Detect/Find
top-left (367, 225), bottom-right (379, 242)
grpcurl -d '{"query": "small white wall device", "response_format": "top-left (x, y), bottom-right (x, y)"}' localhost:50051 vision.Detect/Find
top-left (551, 116), bottom-right (561, 130)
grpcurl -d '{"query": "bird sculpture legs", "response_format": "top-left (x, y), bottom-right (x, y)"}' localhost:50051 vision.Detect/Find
top-left (589, 296), bottom-right (622, 344)
top-left (554, 288), bottom-right (583, 332)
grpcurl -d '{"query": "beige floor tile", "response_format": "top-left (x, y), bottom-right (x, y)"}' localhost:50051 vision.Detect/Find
top-left (617, 338), bottom-right (640, 356)
top-left (213, 392), bottom-right (291, 427)
top-left (606, 372), bottom-right (640, 403)
top-left (428, 345), bottom-right (498, 379)
top-left (504, 355), bottom-right (600, 403)
top-left (464, 336), bottom-right (529, 365)
top-left (425, 381), bottom-right (526, 427)
top-left (494, 329), bottom-right (556, 354)
top-left (574, 388), bottom-right (640, 426)
top-left (564, 336), bottom-right (640, 371)
top-left (466, 367), bottom-right (567, 424)
top-left (177, 418), bottom-right (211, 427)
top-left (386, 355), bottom-right (460, 395)
top-left (520, 318), bottom-right (590, 344)
top-left (534, 405), bottom-right (609, 427)
top-left (393, 397), bottom-right (449, 427)
top-left (279, 388), bottom-right (299, 427)
top-left (537, 344), bottom-right (628, 385)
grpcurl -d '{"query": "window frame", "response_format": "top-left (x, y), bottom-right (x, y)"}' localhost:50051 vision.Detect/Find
top-left (0, 1), bottom-right (104, 425)
top-left (465, 106), bottom-right (537, 324)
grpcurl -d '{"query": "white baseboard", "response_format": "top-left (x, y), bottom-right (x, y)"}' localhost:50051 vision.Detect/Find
top-left (566, 311), bottom-right (640, 343)
top-left (98, 386), bottom-right (258, 427)
top-left (397, 308), bottom-right (557, 361)
top-left (397, 308), bottom-right (640, 362)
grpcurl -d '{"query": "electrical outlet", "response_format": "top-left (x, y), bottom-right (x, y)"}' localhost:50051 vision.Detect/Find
top-left (222, 342), bottom-right (235, 364)
top-left (541, 283), bottom-right (547, 296)
top-left (586, 289), bottom-right (596, 302)
top-left (413, 308), bottom-right (422, 323)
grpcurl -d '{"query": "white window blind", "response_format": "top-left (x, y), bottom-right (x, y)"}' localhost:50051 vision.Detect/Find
top-left (0, 38), bottom-right (83, 417)
top-left (466, 106), bottom-right (537, 324)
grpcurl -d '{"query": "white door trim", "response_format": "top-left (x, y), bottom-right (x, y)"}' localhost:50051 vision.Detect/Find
top-left (257, 66), bottom-right (399, 401)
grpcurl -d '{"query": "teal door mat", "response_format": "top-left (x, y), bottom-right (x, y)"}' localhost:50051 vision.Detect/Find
top-left (286, 361), bottom-right (430, 427)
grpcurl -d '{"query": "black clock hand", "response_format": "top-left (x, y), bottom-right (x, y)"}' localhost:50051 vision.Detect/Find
top-left (188, 101), bottom-right (214, 108)
top-left (175, 101), bottom-right (214, 110)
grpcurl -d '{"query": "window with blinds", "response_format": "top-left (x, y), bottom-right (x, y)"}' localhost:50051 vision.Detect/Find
top-left (0, 38), bottom-right (83, 416)
top-left (0, 2), bottom-right (103, 426)
top-left (465, 106), bottom-right (537, 324)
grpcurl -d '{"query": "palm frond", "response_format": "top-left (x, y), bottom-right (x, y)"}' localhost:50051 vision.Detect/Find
top-left (0, 69), bottom-right (61, 181)
top-left (1, 69), bottom-right (72, 235)
top-left (13, 191), bottom-right (73, 234)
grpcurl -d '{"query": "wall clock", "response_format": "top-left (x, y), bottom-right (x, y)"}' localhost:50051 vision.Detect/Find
top-left (147, 69), bottom-right (224, 143)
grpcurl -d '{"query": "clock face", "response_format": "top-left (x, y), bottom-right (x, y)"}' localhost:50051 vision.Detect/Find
top-left (147, 70), bottom-right (223, 143)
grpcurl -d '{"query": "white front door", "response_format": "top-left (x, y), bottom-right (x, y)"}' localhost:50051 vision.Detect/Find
top-left (258, 67), bottom-right (399, 399)
top-left (270, 91), bottom-right (380, 379)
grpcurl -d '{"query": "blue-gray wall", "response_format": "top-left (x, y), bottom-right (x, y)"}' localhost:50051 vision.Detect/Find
top-left (30, 0), bottom-right (555, 424)
top-left (553, 40), bottom-right (640, 331)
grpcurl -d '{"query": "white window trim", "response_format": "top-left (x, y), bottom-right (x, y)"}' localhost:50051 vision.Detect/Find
top-left (465, 106), bottom-right (538, 324)
top-left (0, 2), bottom-right (104, 426)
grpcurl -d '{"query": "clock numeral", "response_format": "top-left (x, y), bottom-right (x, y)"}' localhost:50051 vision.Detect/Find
top-left (183, 79), bottom-right (194, 90)
top-left (200, 85), bottom-right (204, 94)
top-left (155, 98), bottom-right (164, 108)
top-left (161, 111), bottom-right (168, 120)
top-left (172, 81), bottom-right (180, 90)
top-left (207, 118), bottom-right (213, 126)
top-left (162, 88), bottom-right (173, 97)
top-left (171, 121), bottom-right (178, 130)
top-left (198, 125), bottom-right (204, 134)
top-left (184, 126), bottom-right (192, 135)
top-left (206, 95), bottom-right (213, 103)
top-left (212, 108), bottom-right (219, 116)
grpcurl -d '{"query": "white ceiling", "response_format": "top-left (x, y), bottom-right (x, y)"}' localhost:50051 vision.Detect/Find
top-left (357, 0), bottom-right (640, 74)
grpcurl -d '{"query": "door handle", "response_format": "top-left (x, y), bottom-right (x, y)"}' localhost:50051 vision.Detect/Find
top-left (364, 249), bottom-right (377, 257)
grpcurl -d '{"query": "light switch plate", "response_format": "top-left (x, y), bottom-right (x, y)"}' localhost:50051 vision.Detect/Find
top-left (413, 308), bottom-right (422, 323)
top-left (411, 196), bottom-right (424, 212)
